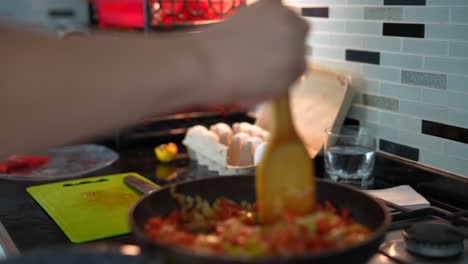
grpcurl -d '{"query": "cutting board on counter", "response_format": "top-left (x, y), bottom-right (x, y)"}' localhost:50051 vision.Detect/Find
top-left (26, 172), bottom-right (157, 243)
top-left (255, 65), bottom-right (355, 158)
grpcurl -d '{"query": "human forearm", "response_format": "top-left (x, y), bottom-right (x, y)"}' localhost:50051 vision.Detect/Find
top-left (1, 27), bottom-right (206, 157)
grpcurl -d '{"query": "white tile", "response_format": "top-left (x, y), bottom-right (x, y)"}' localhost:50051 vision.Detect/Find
top-left (362, 65), bottom-right (401, 82)
top-left (425, 57), bottom-right (468, 75)
top-left (347, 0), bottom-right (383, 4)
top-left (286, 0), bottom-right (336, 5)
top-left (348, 104), bottom-right (380, 122)
top-left (327, 60), bottom-right (363, 74)
top-left (381, 53), bottom-right (423, 69)
top-left (426, 24), bottom-right (468, 41)
top-left (399, 130), bottom-right (444, 152)
top-left (379, 111), bottom-right (422, 132)
top-left (427, 0), bottom-right (468, 5)
top-left (421, 151), bottom-right (468, 177)
top-left (346, 21), bottom-right (382, 35)
top-left (309, 46), bottom-right (345, 60)
top-left (305, 19), bottom-right (346, 33)
top-left (399, 100), bottom-right (448, 122)
top-left (422, 89), bottom-right (468, 110)
top-left (380, 82), bottom-right (421, 101)
top-left (449, 42), bottom-right (468, 58)
top-left (362, 36), bottom-right (401, 52)
top-left (404, 7), bottom-right (449, 23)
top-left (361, 79), bottom-right (380, 94)
top-left (452, 7), bottom-right (468, 24)
top-left (402, 39), bottom-right (448, 56)
top-left (447, 75), bottom-right (468, 93)
top-left (308, 33), bottom-right (363, 49)
top-left (445, 140), bottom-right (468, 160)
top-left (363, 121), bottom-right (400, 142)
top-left (330, 7), bottom-right (364, 20)
top-left (447, 108), bottom-right (468, 129)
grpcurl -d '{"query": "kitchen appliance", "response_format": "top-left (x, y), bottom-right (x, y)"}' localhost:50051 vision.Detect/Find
top-left (126, 175), bottom-right (390, 264)
top-left (26, 173), bottom-right (157, 243)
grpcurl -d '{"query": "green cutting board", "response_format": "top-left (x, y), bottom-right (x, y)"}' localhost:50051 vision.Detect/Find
top-left (27, 172), bottom-right (157, 243)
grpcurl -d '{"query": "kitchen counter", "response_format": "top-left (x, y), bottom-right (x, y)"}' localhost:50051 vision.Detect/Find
top-left (0, 112), bottom-right (467, 256)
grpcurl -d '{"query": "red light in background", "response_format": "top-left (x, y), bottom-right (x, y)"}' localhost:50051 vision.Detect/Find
top-left (91, 0), bottom-right (244, 29)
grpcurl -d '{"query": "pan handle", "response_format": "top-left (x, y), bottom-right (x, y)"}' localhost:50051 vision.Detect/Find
top-left (125, 176), bottom-right (160, 195)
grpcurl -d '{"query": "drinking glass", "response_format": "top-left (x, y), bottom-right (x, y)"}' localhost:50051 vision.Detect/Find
top-left (324, 125), bottom-right (375, 188)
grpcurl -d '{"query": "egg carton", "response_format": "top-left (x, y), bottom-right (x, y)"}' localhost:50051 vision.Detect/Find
top-left (182, 123), bottom-right (268, 176)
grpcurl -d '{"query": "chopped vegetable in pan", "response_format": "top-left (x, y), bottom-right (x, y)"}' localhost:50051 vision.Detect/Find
top-left (144, 187), bottom-right (371, 258)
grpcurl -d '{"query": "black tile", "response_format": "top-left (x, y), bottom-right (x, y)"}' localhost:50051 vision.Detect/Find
top-left (302, 7), bottom-right (329, 18)
top-left (344, 118), bottom-right (360, 127)
top-left (346, 50), bottom-right (380, 65)
top-left (384, 0), bottom-right (426, 5)
top-left (422, 120), bottom-right (468, 144)
top-left (383, 23), bottom-right (425, 38)
top-left (380, 139), bottom-right (419, 161)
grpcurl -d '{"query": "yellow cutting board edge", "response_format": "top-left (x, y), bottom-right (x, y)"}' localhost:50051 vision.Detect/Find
top-left (26, 172), bottom-right (157, 243)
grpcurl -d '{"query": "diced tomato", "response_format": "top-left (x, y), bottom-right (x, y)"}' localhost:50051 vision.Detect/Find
top-left (165, 209), bottom-right (181, 226)
top-left (317, 218), bottom-right (333, 234)
top-left (341, 208), bottom-right (351, 225)
top-left (217, 199), bottom-right (242, 220)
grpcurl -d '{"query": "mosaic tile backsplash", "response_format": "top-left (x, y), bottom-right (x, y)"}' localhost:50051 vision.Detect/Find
top-left (286, 0), bottom-right (468, 177)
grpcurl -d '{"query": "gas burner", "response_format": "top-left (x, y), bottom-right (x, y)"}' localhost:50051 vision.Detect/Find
top-left (402, 222), bottom-right (465, 258)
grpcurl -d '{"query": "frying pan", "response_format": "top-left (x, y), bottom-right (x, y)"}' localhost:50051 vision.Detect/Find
top-left (126, 175), bottom-right (390, 264)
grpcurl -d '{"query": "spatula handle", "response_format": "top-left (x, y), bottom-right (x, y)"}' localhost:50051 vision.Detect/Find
top-left (270, 94), bottom-right (298, 141)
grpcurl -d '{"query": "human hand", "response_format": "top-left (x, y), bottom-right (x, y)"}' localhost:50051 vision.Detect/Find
top-left (198, 0), bottom-right (309, 107)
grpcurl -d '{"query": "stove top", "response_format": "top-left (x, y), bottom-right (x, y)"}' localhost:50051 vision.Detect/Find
top-left (368, 205), bottom-right (468, 264)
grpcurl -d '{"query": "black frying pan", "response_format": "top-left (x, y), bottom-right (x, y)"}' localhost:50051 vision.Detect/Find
top-left (126, 175), bottom-right (390, 264)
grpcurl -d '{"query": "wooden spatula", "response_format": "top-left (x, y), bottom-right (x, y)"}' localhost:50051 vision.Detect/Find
top-left (256, 94), bottom-right (316, 224)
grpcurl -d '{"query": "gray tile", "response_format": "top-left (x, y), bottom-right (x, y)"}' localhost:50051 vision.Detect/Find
top-left (404, 7), bottom-right (449, 23)
top-left (379, 111), bottom-right (422, 132)
top-left (308, 46), bottom-right (345, 60)
top-left (447, 75), bottom-right (468, 93)
top-left (362, 94), bottom-right (399, 111)
top-left (402, 39), bottom-right (448, 56)
top-left (426, 24), bottom-right (468, 41)
top-left (448, 108), bottom-right (468, 129)
top-left (421, 151), bottom-right (468, 177)
top-left (422, 89), bottom-right (468, 110)
top-left (347, 21), bottom-right (382, 35)
top-left (347, 0), bottom-right (383, 4)
top-left (290, 0), bottom-right (336, 4)
top-left (427, 0), bottom-right (468, 5)
top-left (452, 7), bottom-right (468, 24)
top-left (364, 7), bottom-right (402, 21)
top-left (380, 82), bottom-right (421, 101)
top-left (425, 57), bottom-right (468, 75)
top-left (363, 36), bottom-right (402, 52)
top-left (381, 53), bottom-right (423, 69)
top-left (445, 140), bottom-right (468, 160)
top-left (305, 19), bottom-right (346, 33)
top-left (363, 65), bottom-right (401, 82)
top-left (330, 7), bottom-right (364, 20)
top-left (399, 130), bottom-right (444, 152)
top-left (399, 100), bottom-right (448, 122)
top-left (401, 70), bottom-right (447, 89)
top-left (450, 42), bottom-right (468, 58)
top-left (348, 104), bottom-right (380, 122)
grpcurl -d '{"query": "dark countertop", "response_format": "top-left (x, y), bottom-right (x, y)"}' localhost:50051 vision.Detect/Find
top-left (1, 113), bottom-right (467, 254)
